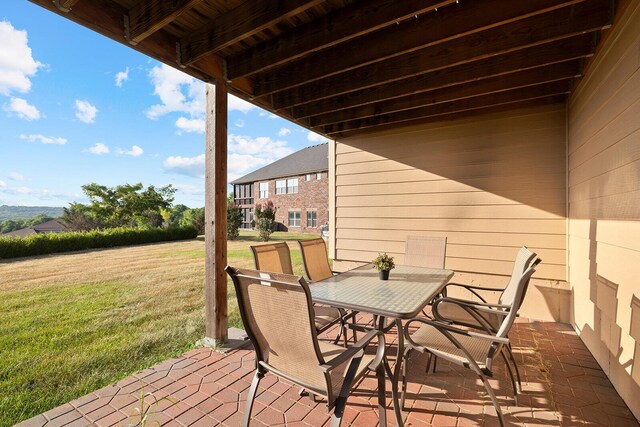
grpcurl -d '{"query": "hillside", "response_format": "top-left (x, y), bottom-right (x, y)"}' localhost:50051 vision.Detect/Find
top-left (0, 205), bottom-right (64, 221)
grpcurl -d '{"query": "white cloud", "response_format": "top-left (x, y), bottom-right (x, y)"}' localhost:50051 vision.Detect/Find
top-left (20, 133), bottom-right (67, 145)
top-left (146, 64), bottom-right (203, 120)
top-left (175, 117), bottom-right (205, 133)
top-left (163, 154), bottom-right (205, 178)
top-left (278, 127), bottom-right (291, 137)
top-left (7, 172), bottom-right (25, 181)
top-left (228, 134), bottom-right (292, 158)
top-left (268, 113), bottom-right (278, 119)
top-left (234, 119), bottom-right (245, 128)
top-left (4, 97), bottom-right (40, 120)
top-left (163, 134), bottom-right (294, 181)
top-left (0, 183), bottom-right (81, 202)
top-left (115, 67), bottom-right (129, 87)
top-left (172, 183), bottom-right (204, 196)
top-left (74, 99), bottom-right (98, 123)
top-left (88, 142), bottom-right (110, 154)
top-left (307, 131), bottom-right (327, 143)
top-left (0, 21), bottom-right (43, 95)
top-left (228, 94), bottom-right (255, 113)
top-left (146, 64), bottom-right (255, 132)
top-left (0, 179), bottom-right (6, 188)
top-left (122, 145), bottom-right (143, 157)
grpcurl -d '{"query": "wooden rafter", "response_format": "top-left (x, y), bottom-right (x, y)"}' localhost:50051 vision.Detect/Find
top-left (53, 0), bottom-right (80, 12)
top-left (178, 0), bottom-right (324, 67)
top-left (331, 95), bottom-right (568, 138)
top-left (287, 34), bottom-right (595, 116)
top-left (26, 0), bottom-right (254, 96)
top-left (226, 0), bottom-right (458, 79)
top-left (126, 0), bottom-right (202, 45)
top-left (322, 81), bottom-right (572, 135)
top-left (255, 0), bottom-right (589, 95)
top-left (257, 0), bottom-right (612, 98)
top-left (309, 63), bottom-right (581, 127)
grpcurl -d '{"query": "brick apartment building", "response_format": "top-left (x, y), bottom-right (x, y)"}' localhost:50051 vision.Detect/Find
top-left (231, 143), bottom-right (328, 234)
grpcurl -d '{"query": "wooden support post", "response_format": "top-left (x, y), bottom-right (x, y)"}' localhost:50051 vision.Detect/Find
top-left (204, 80), bottom-right (228, 345)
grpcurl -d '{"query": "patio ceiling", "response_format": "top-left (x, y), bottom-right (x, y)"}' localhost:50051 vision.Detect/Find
top-left (32, 0), bottom-right (614, 139)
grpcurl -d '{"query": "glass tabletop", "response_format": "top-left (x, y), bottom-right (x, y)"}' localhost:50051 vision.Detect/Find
top-left (310, 264), bottom-right (454, 319)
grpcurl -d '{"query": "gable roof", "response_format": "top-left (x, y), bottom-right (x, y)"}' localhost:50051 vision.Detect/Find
top-left (33, 219), bottom-right (67, 233)
top-left (231, 143), bottom-right (328, 185)
top-left (2, 219), bottom-right (67, 238)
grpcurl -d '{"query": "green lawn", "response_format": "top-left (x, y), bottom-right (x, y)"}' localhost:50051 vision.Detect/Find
top-left (0, 230), bottom-right (317, 427)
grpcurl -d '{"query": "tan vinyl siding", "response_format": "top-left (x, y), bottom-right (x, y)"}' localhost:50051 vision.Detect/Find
top-left (332, 104), bottom-right (568, 321)
top-left (568, 1), bottom-right (640, 419)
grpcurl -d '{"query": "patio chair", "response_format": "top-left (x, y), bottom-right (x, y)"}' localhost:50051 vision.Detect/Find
top-left (400, 264), bottom-right (538, 427)
top-left (404, 235), bottom-right (447, 317)
top-left (225, 267), bottom-right (387, 427)
top-left (404, 235), bottom-right (447, 268)
top-left (250, 242), bottom-right (347, 346)
top-left (433, 246), bottom-right (540, 391)
top-left (298, 238), bottom-right (359, 344)
top-left (298, 238), bottom-right (337, 282)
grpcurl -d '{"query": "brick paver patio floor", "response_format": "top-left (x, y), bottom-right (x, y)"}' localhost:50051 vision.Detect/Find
top-left (16, 320), bottom-right (638, 426)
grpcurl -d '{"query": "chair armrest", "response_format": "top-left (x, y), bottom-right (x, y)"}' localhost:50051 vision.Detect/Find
top-left (432, 297), bottom-right (507, 334)
top-left (405, 318), bottom-right (509, 345)
top-left (321, 329), bottom-right (385, 373)
top-left (442, 283), bottom-right (504, 303)
top-left (439, 297), bottom-right (511, 311)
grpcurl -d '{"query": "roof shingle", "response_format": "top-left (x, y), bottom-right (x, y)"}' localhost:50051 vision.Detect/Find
top-left (231, 143), bottom-right (328, 185)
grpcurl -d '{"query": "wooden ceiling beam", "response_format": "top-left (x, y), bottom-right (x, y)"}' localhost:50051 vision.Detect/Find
top-left (26, 0), bottom-right (255, 95)
top-left (255, 0), bottom-right (588, 95)
top-left (275, 33), bottom-right (597, 112)
top-left (310, 65), bottom-right (580, 127)
top-left (258, 0), bottom-right (612, 98)
top-left (226, 0), bottom-right (458, 79)
top-left (330, 95), bottom-right (567, 139)
top-left (178, 0), bottom-right (323, 68)
top-left (322, 81), bottom-right (572, 135)
top-left (289, 35), bottom-right (594, 116)
top-left (126, 0), bottom-right (201, 45)
top-left (53, 0), bottom-right (80, 12)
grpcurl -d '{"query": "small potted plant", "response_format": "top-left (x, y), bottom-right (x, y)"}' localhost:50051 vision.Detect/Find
top-left (373, 252), bottom-right (395, 280)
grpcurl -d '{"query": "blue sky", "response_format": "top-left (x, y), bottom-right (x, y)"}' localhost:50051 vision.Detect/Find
top-left (0, 1), bottom-right (325, 208)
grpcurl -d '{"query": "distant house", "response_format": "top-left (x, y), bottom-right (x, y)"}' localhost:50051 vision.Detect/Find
top-left (2, 219), bottom-right (68, 238)
top-left (231, 143), bottom-right (328, 234)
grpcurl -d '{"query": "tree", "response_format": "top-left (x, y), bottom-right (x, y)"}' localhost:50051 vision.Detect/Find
top-left (227, 202), bottom-right (242, 240)
top-left (181, 208), bottom-right (205, 235)
top-left (167, 204), bottom-right (189, 228)
top-left (62, 203), bottom-right (102, 231)
top-left (254, 201), bottom-right (276, 241)
top-left (81, 182), bottom-right (175, 228)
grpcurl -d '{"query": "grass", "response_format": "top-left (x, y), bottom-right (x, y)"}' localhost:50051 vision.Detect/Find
top-left (0, 230), bottom-right (317, 427)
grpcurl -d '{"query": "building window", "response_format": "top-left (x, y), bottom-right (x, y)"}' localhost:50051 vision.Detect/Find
top-left (286, 178), bottom-right (298, 194)
top-left (233, 184), bottom-right (253, 206)
top-left (275, 179), bottom-right (286, 194)
top-left (241, 208), bottom-right (253, 229)
top-left (316, 172), bottom-right (322, 180)
top-left (288, 210), bottom-right (301, 227)
top-left (259, 182), bottom-right (268, 198)
top-left (306, 174), bottom-right (312, 181)
top-left (307, 210), bottom-right (317, 227)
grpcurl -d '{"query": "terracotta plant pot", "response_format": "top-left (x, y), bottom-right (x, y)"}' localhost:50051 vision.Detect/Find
top-left (379, 270), bottom-right (390, 280)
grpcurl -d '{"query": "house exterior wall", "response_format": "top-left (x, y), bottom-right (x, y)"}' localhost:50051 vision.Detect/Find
top-left (248, 171), bottom-right (329, 234)
top-left (330, 104), bottom-right (569, 322)
top-left (567, 1), bottom-right (640, 419)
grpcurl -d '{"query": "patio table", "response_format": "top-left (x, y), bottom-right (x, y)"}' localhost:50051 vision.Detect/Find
top-left (311, 263), bottom-right (454, 426)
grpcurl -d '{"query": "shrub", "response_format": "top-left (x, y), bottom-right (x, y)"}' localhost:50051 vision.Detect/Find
top-left (254, 201), bottom-right (277, 242)
top-left (227, 202), bottom-right (242, 240)
top-left (180, 208), bottom-right (205, 235)
top-left (0, 226), bottom-right (197, 259)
